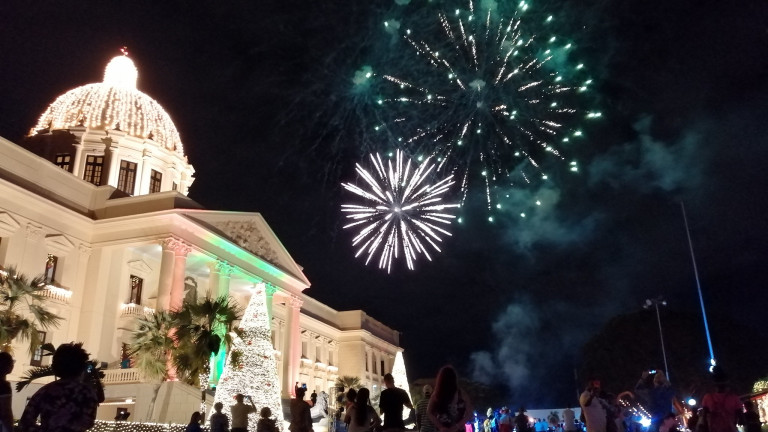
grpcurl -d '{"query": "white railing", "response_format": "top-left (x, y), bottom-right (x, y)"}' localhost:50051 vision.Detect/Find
top-left (120, 303), bottom-right (155, 317)
top-left (41, 285), bottom-right (72, 303)
top-left (102, 368), bottom-right (144, 384)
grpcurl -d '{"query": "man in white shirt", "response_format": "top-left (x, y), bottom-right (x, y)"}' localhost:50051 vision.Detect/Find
top-left (231, 393), bottom-right (257, 432)
top-left (579, 381), bottom-right (607, 432)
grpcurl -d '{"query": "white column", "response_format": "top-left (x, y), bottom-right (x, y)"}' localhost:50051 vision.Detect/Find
top-left (265, 285), bottom-right (277, 324)
top-left (137, 150), bottom-right (151, 195)
top-left (157, 238), bottom-right (191, 311)
top-left (65, 244), bottom-right (91, 342)
top-left (169, 242), bottom-right (192, 311)
top-left (156, 240), bottom-right (176, 311)
top-left (282, 296), bottom-right (302, 398)
top-left (21, 223), bottom-right (43, 270)
top-left (106, 144), bottom-right (120, 188)
top-left (207, 262), bottom-right (221, 298)
top-left (72, 142), bottom-right (84, 177)
top-left (217, 262), bottom-right (233, 298)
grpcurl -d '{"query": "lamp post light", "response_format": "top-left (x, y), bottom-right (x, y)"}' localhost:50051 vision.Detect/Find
top-left (644, 296), bottom-right (670, 381)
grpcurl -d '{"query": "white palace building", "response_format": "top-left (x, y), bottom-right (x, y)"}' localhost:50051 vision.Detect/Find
top-left (0, 54), bottom-right (405, 424)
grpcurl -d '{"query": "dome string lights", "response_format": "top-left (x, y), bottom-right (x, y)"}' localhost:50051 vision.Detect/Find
top-left (32, 53), bottom-right (184, 155)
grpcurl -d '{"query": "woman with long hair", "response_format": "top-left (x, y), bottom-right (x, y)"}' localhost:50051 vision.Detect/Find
top-left (428, 366), bottom-right (474, 432)
top-left (185, 411), bottom-right (202, 432)
top-left (346, 388), bottom-right (381, 432)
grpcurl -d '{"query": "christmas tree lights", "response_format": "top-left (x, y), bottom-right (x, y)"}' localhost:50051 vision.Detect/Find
top-left (212, 285), bottom-right (284, 432)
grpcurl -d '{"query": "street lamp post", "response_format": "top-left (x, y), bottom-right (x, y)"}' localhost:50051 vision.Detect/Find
top-left (644, 296), bottom-right (670, 381)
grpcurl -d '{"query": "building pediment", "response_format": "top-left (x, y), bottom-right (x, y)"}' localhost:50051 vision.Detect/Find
top-left (182, 211), bottom-right (309, 288)
top-left (0, 212), bottom-right (20, 237)
top-left (211, 219), bottom-right (280, 265)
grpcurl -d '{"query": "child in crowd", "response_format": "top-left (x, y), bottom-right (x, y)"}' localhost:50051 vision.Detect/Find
top-left (257, 406), bottom-right (279, 432)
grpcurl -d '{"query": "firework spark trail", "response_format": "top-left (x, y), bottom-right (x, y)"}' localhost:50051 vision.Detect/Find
top-left (341, 150), bottom-right (459, 272)
top-left (362, 0), bottom-right (599, 212)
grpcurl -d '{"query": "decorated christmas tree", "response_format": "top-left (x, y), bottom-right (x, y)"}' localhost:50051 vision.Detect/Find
top-left (391, 351), bottom-right (413, 422)
top-left (213, 285), bottom-right (284, 431)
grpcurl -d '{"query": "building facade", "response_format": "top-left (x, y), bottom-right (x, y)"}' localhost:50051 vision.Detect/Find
top-left (0, 54), bottom-right (404, 424)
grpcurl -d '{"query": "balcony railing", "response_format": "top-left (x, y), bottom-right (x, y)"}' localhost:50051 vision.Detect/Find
top-left (120, 303), bottom-right (155, 317)
top-left (102, 368), bottom-right (145, 384)
top-left (41, 285), bottom-right (72, 304)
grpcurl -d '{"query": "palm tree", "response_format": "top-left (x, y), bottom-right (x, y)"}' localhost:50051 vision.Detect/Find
top-left (172, 295), bottom-right (241, 388)
top-left (129, 310), bottom-right (177, 380)
top-left (334, 375), bottom-right (362, 392)
top-left (0, 266), bottom-right (62, 355)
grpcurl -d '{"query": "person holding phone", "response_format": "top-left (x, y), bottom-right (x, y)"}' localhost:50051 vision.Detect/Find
top-left (579, 380), bottom-right (607, 432)
top-left (231, 394), bottom-right (258, 432)
top-left (19, 343), bottom-right (104, 432)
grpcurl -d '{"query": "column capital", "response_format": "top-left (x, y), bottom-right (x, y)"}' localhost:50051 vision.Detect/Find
top-left (161, 237), bottom-right (192, 256)
top-left (289, 296), bottom-right (303, 310)
top-left (213, 260), bottom-right (234, 275)
top-left (78, 244), bottom-right (92, 256)
top-left (265, 284), bottom-right (279, 297)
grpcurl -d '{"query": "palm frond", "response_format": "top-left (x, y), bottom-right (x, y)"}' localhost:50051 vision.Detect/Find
top-left (171, 295), bottom-right (242, 387)
top-left (0, 266), bottom-right (62, 354)
top-left (129, 311), bottom-right (177, 380)
top-left (15, 365), bottom-right (54, 392)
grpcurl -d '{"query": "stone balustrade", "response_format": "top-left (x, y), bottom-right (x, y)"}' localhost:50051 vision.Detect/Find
top-left (102, 367), bottom-right (144, 384)
top-left (41, 285), bottom-right (72, 303)
top-left (120, 303), bottom-right (155, 317)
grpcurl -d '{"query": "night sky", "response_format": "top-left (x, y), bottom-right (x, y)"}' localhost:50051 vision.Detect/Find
top-left (2, 0), bottom-right (767, 406)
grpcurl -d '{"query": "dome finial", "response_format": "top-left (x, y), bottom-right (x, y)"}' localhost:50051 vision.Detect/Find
top-left (104, 50), bottom-right (138, 89)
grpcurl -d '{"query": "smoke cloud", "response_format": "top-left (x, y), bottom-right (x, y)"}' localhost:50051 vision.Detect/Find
top-left (470, 302), bottom-right (540, 388)
top-left (499, 182), bottom-right (599, 252)
top-left (588, 117), bottom-right (704, 193)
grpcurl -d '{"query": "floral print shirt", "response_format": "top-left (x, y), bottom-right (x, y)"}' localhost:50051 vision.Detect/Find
top-left (19, 378), bottom-right (99, 432)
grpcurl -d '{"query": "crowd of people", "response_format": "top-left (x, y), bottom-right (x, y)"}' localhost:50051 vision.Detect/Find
top-left (576, 367), bottom-right (760, 432)
top-left (333, 366), bottom-right (473, 432)
top-left (1, 350), bottom-right (761, 432)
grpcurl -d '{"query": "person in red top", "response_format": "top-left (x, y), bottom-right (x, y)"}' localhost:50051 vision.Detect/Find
top-left (701, 367), bottom-right (743, 432)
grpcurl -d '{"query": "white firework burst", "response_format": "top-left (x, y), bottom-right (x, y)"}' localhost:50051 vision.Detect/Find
top-left (341, 150), bottom-right (459, 272)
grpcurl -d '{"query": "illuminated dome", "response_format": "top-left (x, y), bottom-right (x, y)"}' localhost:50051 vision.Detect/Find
top-left (32, 55), bottom-right (184, 155)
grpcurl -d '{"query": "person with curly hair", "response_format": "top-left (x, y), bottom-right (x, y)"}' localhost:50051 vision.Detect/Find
top-left (19, 343), bottom-right (104, 432)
